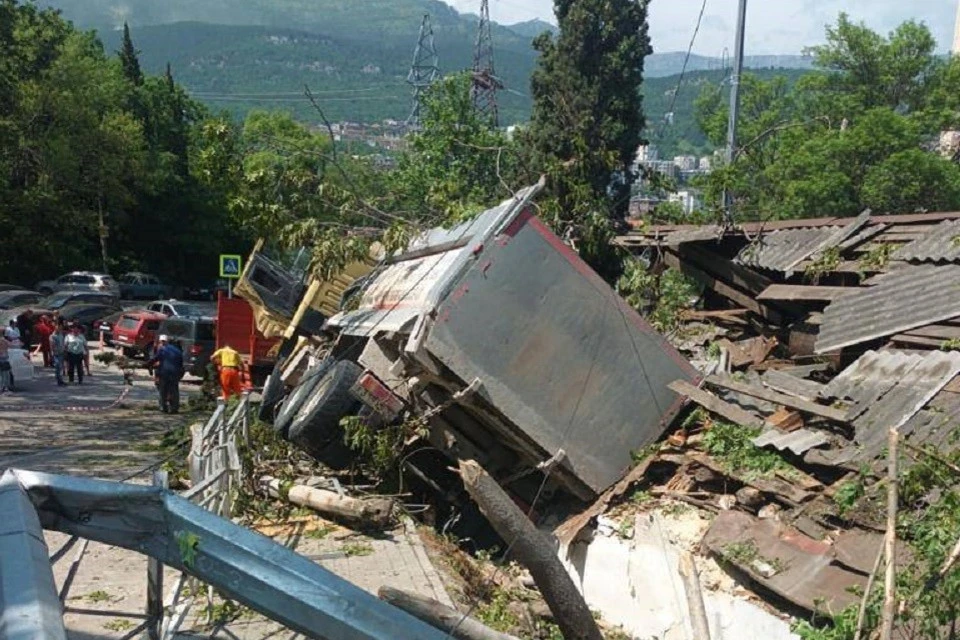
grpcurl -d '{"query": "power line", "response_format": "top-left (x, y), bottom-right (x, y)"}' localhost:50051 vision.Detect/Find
top-left (188, 87), bottom-right (386, 97)
top-left (653, 0), bottom-right (709, 143)
top-left (192, 95), bottom-right (401, 103)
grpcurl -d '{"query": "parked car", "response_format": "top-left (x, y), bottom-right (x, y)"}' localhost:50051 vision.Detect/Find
top-left (145, 299), bottom-right (212, 318)
top-left (39, 291), bottom-right (118, 311)
top-left (111, 310), bottom-right (167, 359)
top-left (157, 316), bottom-right (217, 377)
top-left (34, 272), bottom-right (120, 297)
top-left (59, 303), bottom-right (123, 339)
top-left (93, 311), bottom-right (126, 347)
top-left (6, 347), bottom-right (35, 389)
top-left (118, 272), bottom-right (172, 300)
top-left (184, 279), bottom-right (229, 301)
top-left (0, 290), bottom-right (43, 310)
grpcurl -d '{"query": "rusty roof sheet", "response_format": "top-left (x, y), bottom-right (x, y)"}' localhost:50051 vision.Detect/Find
top-left (893, 219), bottom-right (960, 263)
top-left (815, 264), bottom-right (960, 353)
top-left (702, 511), bottom-right (866, 613)
top-left (819, 350), bottom-right (960, 460)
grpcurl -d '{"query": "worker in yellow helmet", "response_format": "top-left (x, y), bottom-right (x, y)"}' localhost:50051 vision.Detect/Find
top-left (210, 344), bottom-right (245, 400)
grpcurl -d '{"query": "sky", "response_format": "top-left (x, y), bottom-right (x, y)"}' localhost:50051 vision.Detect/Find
top-left (443, 0), bottom-right (957, 56)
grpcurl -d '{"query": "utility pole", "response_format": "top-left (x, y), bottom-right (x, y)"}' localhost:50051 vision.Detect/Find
top-left (471, 0), bottom-right (501, 126)
top-left (723, 0), bottom-right (747, 222)
top-left (406, 14), bottom-right (439, 129)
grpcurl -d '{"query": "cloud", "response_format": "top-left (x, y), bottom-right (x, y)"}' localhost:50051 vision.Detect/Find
top-left (443, 0), bottom-right (956, 54)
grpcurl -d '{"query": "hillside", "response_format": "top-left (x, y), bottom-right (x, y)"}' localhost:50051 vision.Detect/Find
top-left (48, 0), bottom-right (815, 139)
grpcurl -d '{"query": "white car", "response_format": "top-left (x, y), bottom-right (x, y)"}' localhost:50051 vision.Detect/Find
top-left (7, 348), bottom-right (35, 388)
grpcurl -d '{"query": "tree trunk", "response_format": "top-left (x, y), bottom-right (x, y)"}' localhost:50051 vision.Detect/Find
top-left (378, 586), bottom-right (519, 640)
top-left (260, 477), bottom-right (395, 527)
top-left (458, 460), bottom-right (603, 640)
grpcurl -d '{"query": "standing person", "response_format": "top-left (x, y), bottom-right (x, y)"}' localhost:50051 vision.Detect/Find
top-left (49, 321), bottom-right (66, 386)
top-left (210, 344), bottom-right (245, 400)
top-left (0, 335), bottom-right (10, 392)
top-left (33, 315), bottom-right (53, 367)
top-left (148, 335), bottom-right (184, 413)
top-left (64, 324), bottom-right (87, 384)
top-left (15, 309), bottom-right (33, 350)
top-left (4, 319), bottom-right (21, 346)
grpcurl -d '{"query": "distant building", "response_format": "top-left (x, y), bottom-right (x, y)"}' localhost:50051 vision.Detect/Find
top-left (629, 195), bottom-right (663, 218)
top-left (698, 156), bottom-right (712, 171)
top-left (668, 190), bottom-right (701, 216)
top-left (673, 155), bottom-right (697, 171)
top-left (636, 144), bottom-right (659, 163)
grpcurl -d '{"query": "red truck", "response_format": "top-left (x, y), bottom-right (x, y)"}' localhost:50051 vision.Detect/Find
top-left (215, 292), bottom-right (280, 384)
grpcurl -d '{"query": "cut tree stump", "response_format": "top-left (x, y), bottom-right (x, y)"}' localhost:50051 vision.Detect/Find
top-left (260, 476), bottom-right (395, 527)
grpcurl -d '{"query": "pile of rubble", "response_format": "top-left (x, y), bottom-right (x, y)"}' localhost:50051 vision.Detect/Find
top-left (539, 211), bottom-right (960, 637)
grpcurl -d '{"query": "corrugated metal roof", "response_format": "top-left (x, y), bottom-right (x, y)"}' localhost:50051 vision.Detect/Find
top-left (734, 211), bottom-right (870, 274)
top-left (753, 428), bottom-right (830, 454)
top-left (735, 227), bottom-right (840, 273)
top-left (893, 219), bottom-right (960, 263)
top-left (815, 264), bottom-right (960, 353)
top-left (819, 350), bottom-right (960, 460)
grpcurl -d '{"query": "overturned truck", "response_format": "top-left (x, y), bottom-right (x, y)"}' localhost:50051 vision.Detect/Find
top-left (249, 183), bottom-right (697, 508)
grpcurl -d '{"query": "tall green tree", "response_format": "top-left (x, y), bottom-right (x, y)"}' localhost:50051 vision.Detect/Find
top-left (524, 0), bottom-right (652, 277)
top-left (118, 22), bottom-right (143, 86)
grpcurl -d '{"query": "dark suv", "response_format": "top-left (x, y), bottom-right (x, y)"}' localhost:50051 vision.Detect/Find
top-left (157, 316), bottom-right (216, 377)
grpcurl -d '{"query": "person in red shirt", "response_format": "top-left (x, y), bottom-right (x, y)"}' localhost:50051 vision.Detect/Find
top-left (33, 315), bottom-right (54, 368)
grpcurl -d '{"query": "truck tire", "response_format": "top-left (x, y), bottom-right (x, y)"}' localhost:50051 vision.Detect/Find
top-left (288, 360), bottom-right (363, 469)
top-left (257, 359), bottom-right (286, 423)
top-left (272, 357), bottom-right (334, 437)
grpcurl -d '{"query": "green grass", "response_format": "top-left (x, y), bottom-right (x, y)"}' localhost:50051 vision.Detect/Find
top-left (702, 420), bottom-right (790, 478)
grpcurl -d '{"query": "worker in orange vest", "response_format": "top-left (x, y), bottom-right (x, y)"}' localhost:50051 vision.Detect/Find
top-left (210, 344), bottom-right (246, 400)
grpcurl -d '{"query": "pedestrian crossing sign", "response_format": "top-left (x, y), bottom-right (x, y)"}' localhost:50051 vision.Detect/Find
top-left (219, 254), bottom-right (242, 278)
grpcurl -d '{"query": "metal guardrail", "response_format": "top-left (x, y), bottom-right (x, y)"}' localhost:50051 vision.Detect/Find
top-left (0, 392), bottom-right (447, 640)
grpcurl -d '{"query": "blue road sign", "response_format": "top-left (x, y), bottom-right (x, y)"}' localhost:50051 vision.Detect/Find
top-left (220, 254), bottom-right (242, 278)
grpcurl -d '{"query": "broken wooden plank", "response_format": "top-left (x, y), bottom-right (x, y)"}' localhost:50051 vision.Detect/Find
top-left (762, 369), bottom-right (826, 401)
top-left (757, 284), bottom-right (858, 302)
top-left (888, 334), bottom-right (945, 348)
top-left (668, 380), bottom-right (765, 428)
top-left (705, 375), bottom-right (849, 422)
top-left (687, 451), bottom-right (813, 505)
top-left (677, 245), bottom-right (772, 295)
top-left (901, 324), bottom-right (960, 340)
top-left (680, 308), bottom-right (750, 322)
top-left (765, 407), bottom-right (804, 432)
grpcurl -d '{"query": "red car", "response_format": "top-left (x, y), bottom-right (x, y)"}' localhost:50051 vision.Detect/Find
top-left (112, 310), bottom-right (167, 359)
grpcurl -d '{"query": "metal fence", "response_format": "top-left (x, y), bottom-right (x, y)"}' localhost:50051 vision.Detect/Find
top-left (42, 392), bottom-right (252, 640)
top-left (159, 392), bottom-right (251, 639)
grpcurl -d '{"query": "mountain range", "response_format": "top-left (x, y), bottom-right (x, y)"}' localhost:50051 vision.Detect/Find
top-left (46, 0), bottom-right (813, 131)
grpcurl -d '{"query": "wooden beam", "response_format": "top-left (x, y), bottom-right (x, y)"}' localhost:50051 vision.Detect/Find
top-left (677, 245), bottom-right (772, 294)
top-left (668, 380), bottom-right (765, 428)
top-left (757, 284), bottom-right (858, 302)
top-left (901, 324), bottom-right (960, 340)
top-left (762, 369), bottom-right (825, 401)
top-left (888, 334), bottom-right (945, 348)
top-left (663, 251), bottom-right (783, 324)
top-left (705, 375), bottom-right (849, 422)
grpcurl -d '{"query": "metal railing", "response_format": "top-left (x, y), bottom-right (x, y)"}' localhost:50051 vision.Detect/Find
top-left (159, 392), bottom-right (251, 639)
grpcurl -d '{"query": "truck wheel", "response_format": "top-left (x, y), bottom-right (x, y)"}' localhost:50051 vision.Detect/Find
top-left (288, 360), bottom-right (363, 469)
top-left (257, 359), bottom-right (286, 422)
top-left (272, 357), bottom-right (334, 437)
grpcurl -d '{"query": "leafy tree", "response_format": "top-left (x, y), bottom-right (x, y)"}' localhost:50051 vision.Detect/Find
top-left (695, 14), bottom-right (960, 220)
top-left (118, 22), bottom-right (143, 86)
top-left (524, 0), bottom-right (652, 278)
top-left (391, 73), bottom-right (519, 225)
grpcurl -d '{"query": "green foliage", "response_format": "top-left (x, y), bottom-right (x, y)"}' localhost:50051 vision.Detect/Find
top-left (341, 541), bottom-right (374, 557)
top-left (857, 243), bottom-right (894, 276)
top-left (792, 604), bottom-right (865, 640)
top-left (803, 247), bottom-right (841, 283)
top-left (476, 587), bottom-right (521, 633)
top-left (695, 15), bottom-right (960, 221)
top-left (702, 421), bottom-right (787, 478)
top-left (176, 531), bottom-right (200, 568)
top-left (833, 479), bottom-right (865, 516)
top-left (941, 338), bottom-right (960, 352)
top-left (102, 619), bottom-right (135, 632)
top-left (618, 261), bottom-right (699, 332)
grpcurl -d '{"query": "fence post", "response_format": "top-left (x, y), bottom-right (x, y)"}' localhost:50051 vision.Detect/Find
top-left (241, 391), bottom-right (250, 442)
top-left (147, 470), bottom-right (169, 640)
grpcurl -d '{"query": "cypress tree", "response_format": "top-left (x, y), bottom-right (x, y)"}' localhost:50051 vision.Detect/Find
top-left (118, 22), bottom-right (143, 86)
